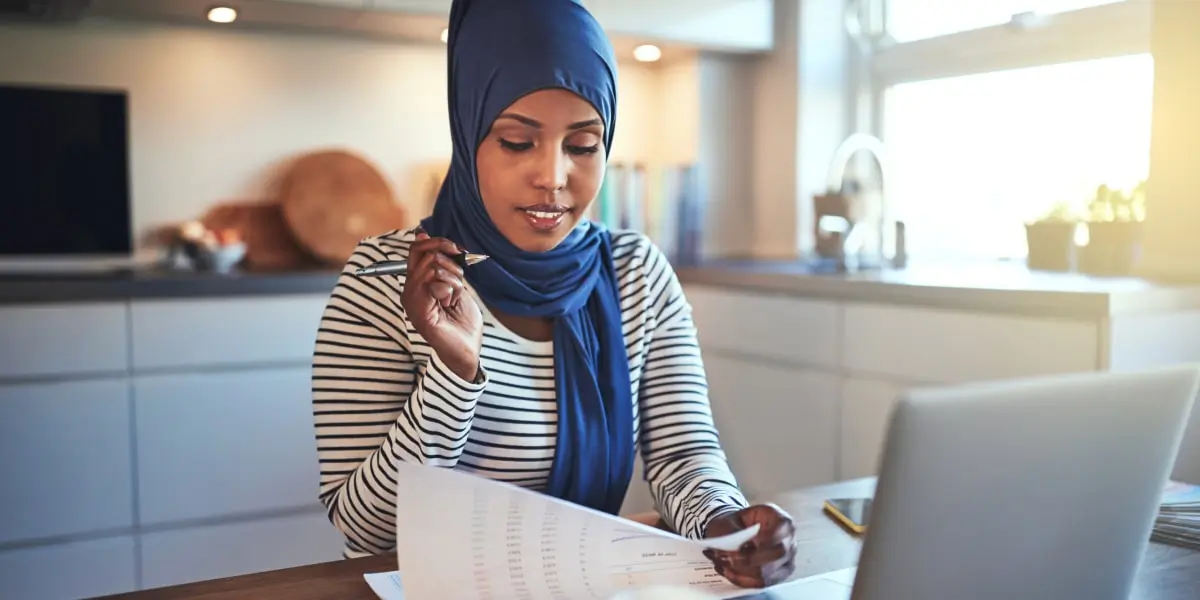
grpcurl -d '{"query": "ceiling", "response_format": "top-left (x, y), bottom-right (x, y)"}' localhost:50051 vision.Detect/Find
top-left (61, 0), bottom-right (701, 64)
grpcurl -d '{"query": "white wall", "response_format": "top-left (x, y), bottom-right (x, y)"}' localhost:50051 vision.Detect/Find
top-left (0, 19), bottom-right (674, 255)
top-left (697, 53), bottom-right (756, 258)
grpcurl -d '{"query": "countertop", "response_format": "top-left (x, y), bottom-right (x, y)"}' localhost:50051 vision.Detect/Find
top-left (0, 266), bottom-right (341, 305)
top-left (4, 259), bottom-right (1199, 318)
top-left (676, 259), bottom-right (1200, 318)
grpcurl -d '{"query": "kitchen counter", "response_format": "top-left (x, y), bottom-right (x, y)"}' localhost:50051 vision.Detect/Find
top-left (0, 267), bottom-right (341, 305)
top-left (5, 259), bottom-right (1199, 317)
top-left (676, 259), bottom-right (1200, 318)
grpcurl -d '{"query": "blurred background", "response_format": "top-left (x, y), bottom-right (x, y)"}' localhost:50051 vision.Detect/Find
top-left (2, 1), bottom-right (1198, 598)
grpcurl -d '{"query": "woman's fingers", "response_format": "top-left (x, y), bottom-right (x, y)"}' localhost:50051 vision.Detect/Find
top-left (428, 252), bottom-right (467, 306)
top-left (432, 251), bottom-right (466, 279)
top-left (716, 564), bottom-right (763, 589)
top-left (407, 236), bottom-right (466, 305)
top-left (725, 540), bottom-right (791, 569)
top-left (704, 506), bottom-right (798, 589)
top-left (428, 267), bottom-right (463, 303)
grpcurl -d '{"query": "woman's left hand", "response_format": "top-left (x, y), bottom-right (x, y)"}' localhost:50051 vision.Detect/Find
top-left (703, 503), bottom-right (798, 588)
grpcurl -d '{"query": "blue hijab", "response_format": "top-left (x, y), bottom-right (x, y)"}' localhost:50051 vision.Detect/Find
top-left (420, 0), bottom-right (635, 515)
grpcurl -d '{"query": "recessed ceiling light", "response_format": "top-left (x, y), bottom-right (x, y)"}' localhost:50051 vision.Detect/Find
top-left (440, 28), bottom-right (449, 43)
top-left (633, 44), bottom-right (662, 62)
top-left (207, 6), bottom-right (237, 24)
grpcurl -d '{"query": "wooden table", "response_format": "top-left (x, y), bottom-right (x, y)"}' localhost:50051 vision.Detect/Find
top-left (99, 479), bottom-right (1200, 600)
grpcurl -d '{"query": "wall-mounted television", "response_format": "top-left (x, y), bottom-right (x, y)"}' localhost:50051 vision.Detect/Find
top-left (0, 83), bottom-right (133, 266)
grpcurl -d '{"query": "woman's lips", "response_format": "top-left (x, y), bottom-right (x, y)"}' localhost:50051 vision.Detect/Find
top-left (519, 206), bottom-right (570, 232)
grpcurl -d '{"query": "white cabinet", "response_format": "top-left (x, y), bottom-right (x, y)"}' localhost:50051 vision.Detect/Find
top-left (583, 0), bottom-right (774, 52)
top-left (686, 285), bottom-right (840, 369)
top-left (841, 303), bottom-right (1099, 383)
top-left (130, 295), bottom-right (328, 370)
top-left (0, 536), bottom-right (137, 600)
top-left (2, 293), bottom-right (337, 594)
top-left (140, 510), bottom-right (345, 589)
top-left (839, 377), bottom-right (908, 480)
top-left (705, 354), bottom-right (839, 498)
top-left (1107, 309), bottom-right (1200, 483)
top-left (0, 302), bottom-right (128, 378)
top-left (0, 379), bottom-right (134, 545)
top-left (134, 367), bottom-right (321, 525)
top-left (690, 290), bottom-right (1128, 484)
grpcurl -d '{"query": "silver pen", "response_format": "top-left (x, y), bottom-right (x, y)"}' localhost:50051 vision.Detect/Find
top-left (355, 252), bottom-right (490, 277)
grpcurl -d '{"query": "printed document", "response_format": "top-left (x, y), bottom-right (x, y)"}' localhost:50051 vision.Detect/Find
top-left (367, 461), bottom-right (766, 600)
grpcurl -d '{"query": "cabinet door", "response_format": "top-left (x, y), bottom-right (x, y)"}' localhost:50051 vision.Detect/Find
top-left (0, 302), bottom-right (128, 378)
top-left (134, 367), bottom-right (321, 525)
top-left (1108, 310), bottom-right (1200, 483)
top-left (130, 295), bottom-right (328, 370)
top-left (140, 511), bottom-right (344, 590)
top-left (0, 536), bottom-right (137, 600)
top-left (0, 379), bottom-right (133, 544)
top-left (841, 303), bottom-right (1098, 383)
top-left (704, 354), bottom-right (839, 499)
top-left (686, 284), bottom-right (840, 369)
top-left (583, 0), bottom-right (774, 51)
top-left (839, 377), bottom-right (908, 480)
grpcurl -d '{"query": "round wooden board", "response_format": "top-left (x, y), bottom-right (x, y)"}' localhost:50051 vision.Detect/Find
top-left (277, 149), bottom-right (405, 265)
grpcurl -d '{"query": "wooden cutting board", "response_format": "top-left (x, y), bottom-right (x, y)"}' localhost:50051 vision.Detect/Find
top-left (276, 149), bottom-right (405, 265)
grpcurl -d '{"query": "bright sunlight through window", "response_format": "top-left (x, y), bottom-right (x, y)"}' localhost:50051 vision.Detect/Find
top-left (882, 53), bottom-right (1154, 260)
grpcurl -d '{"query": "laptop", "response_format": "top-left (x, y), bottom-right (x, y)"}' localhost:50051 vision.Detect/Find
top-left (764, 365), bottom-right (1200, 600)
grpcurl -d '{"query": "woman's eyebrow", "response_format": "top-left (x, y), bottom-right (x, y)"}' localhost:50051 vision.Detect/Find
top-left (495, 113), bottom-right (603, 130)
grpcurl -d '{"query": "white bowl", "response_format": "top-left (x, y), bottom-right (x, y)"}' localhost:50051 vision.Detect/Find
top-left (206, 242), bottom-right (247, 274)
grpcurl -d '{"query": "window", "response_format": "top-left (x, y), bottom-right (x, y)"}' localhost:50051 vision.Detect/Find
top-left (885, 0), bottom-right (1124, 43)
top-left (884, 54), bottom-right (1153, 259)
top-left (858, 0), bottom-right (1155, 260)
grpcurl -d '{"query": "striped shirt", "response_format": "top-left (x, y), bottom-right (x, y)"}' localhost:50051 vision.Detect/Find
top-left (311, 227), bottom-right (748, 558)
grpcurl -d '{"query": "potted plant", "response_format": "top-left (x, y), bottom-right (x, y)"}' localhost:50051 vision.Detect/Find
top-left (1078, 181), bottom-right (1146, 276)
top-left (1024, 201), bottom-right (1080, 272)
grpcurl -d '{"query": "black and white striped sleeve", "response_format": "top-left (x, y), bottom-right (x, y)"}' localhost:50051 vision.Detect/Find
top-left (311, 238), bottom-right (489, 556)
top-left (635, 245), bottom-right (749, 539)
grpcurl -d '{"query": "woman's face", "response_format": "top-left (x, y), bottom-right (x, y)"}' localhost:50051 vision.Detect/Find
top-left (476, 88), bottom-right (607, 253)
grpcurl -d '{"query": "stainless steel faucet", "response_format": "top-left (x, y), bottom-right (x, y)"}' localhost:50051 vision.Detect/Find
top-left (822, 132), bottom-right (904, 269)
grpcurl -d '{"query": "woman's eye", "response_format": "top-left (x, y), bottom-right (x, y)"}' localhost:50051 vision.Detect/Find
top-left (567, 144), bottom-right (600, 155)
top-left (499, 138), bottom-right (533, 152)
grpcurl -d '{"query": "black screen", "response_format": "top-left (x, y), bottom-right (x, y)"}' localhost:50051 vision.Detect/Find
top-left (0, 84), bottom-right (133, 256)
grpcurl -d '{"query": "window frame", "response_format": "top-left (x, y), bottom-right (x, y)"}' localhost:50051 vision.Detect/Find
top-left (844, 0), bottom-right (1155, 259)
top-left (867, 0), bottom-right (1152, 88)
top-left (850, 0), bottom-right (1154, 134)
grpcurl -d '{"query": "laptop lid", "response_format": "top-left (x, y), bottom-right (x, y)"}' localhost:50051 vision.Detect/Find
top-left (851, 365), bottom-right (1200, 600)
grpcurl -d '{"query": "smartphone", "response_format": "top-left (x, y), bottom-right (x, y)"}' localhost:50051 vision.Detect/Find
top-left (823, 497), bottom-right (871, 534)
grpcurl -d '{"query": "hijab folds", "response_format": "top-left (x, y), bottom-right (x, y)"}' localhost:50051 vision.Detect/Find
top-left (420, 0), bottom-right (635, 515)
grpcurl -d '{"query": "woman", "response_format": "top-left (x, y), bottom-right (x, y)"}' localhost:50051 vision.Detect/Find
top-left (311, 0), bottom-right (797, 588)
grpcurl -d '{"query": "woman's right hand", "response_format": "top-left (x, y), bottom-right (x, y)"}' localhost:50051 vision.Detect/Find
top-left (400, 229), bottom-right (484, 382)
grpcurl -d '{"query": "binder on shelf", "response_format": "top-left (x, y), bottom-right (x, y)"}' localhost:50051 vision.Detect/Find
top-left (591, 161), bottom-right (704, 266)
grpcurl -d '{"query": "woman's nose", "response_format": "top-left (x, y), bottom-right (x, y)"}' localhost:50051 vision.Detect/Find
top-left (530, 146), bottom-right (568, 192)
